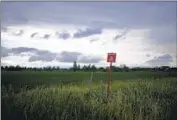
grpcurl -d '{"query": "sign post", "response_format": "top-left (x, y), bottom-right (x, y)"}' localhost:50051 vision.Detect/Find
top-left (106, 53), bottom-right (116, 102)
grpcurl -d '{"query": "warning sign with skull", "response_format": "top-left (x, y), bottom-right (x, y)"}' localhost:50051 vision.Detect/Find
top-left (107, 53), bottom-right (116, 63)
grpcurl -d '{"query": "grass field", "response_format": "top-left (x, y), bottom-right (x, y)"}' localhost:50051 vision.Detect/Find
top-left (1, 71), bottom-right (177, 120)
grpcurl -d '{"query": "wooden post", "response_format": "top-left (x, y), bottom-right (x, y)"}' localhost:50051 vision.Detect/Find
top-left (106, 52), bottom-right (116, 103)
top-left (107, 62), bottom-right (112, 102)
top-left (89, 72), bottom-right (93, 88)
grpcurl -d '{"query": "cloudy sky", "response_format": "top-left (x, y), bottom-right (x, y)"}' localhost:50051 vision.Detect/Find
top-left (1, 2), bottom-right (177, 68)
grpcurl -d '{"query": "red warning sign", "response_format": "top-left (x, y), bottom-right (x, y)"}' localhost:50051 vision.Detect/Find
top-left (107, 53), bottom-right (116, 63)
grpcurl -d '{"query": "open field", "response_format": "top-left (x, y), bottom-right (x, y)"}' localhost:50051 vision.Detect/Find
top-left (2, 71), bottom-right (177, 120)
top-left (1, 71), bottom-right (174, 90)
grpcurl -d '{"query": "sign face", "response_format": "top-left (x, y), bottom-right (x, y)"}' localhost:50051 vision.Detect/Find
top-left (107, 53), bottom-right (116, 62)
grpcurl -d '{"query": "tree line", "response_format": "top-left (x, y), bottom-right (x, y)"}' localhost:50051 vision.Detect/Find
top-left (1, 61), bottom-right (177, 72)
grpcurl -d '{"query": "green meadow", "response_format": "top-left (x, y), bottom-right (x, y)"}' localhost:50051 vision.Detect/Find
top-left (1, 71), bottom-right (177, 120)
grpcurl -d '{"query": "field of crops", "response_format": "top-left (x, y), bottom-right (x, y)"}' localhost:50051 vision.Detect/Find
top-left (1, 71), bottom-right (177, 120)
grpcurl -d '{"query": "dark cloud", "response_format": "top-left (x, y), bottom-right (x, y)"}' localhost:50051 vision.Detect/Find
top-left (145, 54), bottom-right (173, 66)
top-left (146, 54), bottom-right (151, 57)
top-left (1, 46), bottom-right (51, 58)
top-left (1, 26), bottom-right (7, 32)
top-left (113, 29), bottom-right (128, 41)
top-left (147, 25), bottom-right (176, 45)
top-left (30, 32), bottom-right (38, 38)
top-left (113, 35), bottom-right (126, 41)
top-left (1, 46), bottom-right (10, 57)
top-left (113, 35), bottom-right (122, 40)
top-left (9, 47), bottom-right (57, 62)
top-left (90, 38), bottom-right (99, 43)
top-left (36, 50), bottom-right (53, 55)
top-left (57, 51), bottom-right (81, 62)
top-left (73, 28), bottom-right (102, 38)
top-left (29, 52), bottom-right (56, 62)
top-left (1, 47), bottom-right (35, 57)
top-left (1, 2), bottom-right (176, 29)
top-left (11, 47), bottom-right (38, 54)
top-left (34, 50), bottom-right (57, 62)
top-left (56, 32), bottom-right (71, 40)
top-left (1, 46), bottom-right (103, 63)
top-left (2, 2), bottom-right (176, 50)
top-left (57, 51), bottom-right (103, 63)
top-left (78, 56), bottom-right (103, 63)
top-left (43, 34), bottom-right (50, 39)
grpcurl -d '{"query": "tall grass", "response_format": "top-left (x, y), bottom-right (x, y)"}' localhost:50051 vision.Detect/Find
top-left (2, 78), bottom-right (177, 120)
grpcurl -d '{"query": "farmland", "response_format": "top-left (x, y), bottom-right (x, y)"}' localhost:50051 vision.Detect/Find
top-left (1, 71), bottom-right (177, 120)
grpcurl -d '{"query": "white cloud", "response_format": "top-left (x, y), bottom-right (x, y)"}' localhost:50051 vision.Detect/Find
top-left (1, 23), bottom-right (176, 67)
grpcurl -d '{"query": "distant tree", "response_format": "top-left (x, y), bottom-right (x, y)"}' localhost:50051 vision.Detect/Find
top-left (33, 67), bottom-right (37, 71)
top-left (49, 66), bottom-right (52, 71)
top-left (8, 66), bottom-right (15, 71)
top-left (98, 67), bottom-right (103, 70)
top-left (91, 65), bottom-right (97, 72)
top-left (51, 66), bottom-right (55, 71)
top-left (1, 66), bottom-right (4, 70)
top-left (171, 67), bottom-right (177, 72)
top-left (56, 66), bottom-right (60, 70)
top-left (77, 64), bottom-right (81, 71)
top-left (160, 66), bottom-right (170, 72)
top-left (87, 64), bottom-right (91, 71)
top-left (5, 66), bottom-right (8, 70)
top-left (73, 61), bottom-right (77, 72)
top-left (24, 67), bottom-right (27, 70)
top-left (82, 65), bottom-right (87, 71)
top-left (120, 64), bottom-right (124, 69)
top-left (120, 64), bottom-right (129, 72)
top-left (111, 66), bottom-right (117, 72)
top-left (15, 65), bottom-right (20, 71)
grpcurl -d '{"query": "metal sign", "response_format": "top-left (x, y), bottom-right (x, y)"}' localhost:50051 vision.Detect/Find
top-left (107, 53), bottom-right (116, 63)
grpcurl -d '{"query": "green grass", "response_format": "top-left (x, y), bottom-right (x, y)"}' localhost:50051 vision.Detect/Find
top-left (1, 71), bottom-right (170, 90)
top-left (1, 71), bottom-right (177, 120)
